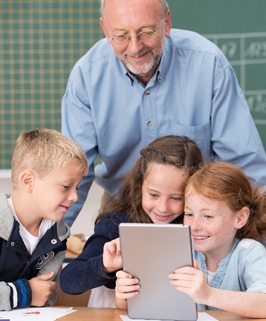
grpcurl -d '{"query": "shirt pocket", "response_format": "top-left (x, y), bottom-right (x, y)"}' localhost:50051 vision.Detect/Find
top-left (171, 122), bottom-right (211, 160)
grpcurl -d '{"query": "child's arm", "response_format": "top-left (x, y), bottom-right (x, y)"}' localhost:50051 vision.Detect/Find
top-left (60, 212), bottom-right (127, 295)
top-left (169, 260), bottom-right (266, 318)
top-left (115, 270), bottom-right (140, 310)
top-left (0, 279), bottom-right (32, 310)
top-left (0, 266), bottom-right (57, 310)
top-left (0, 273), bottom-right (56, 310)
top-left (59, 236), bottom-right (120, 295)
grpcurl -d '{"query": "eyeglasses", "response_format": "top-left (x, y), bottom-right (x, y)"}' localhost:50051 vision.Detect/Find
top-left (109, 28), bottom-right (160, 45)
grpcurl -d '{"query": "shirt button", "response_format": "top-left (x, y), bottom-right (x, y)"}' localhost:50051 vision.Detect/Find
top-left (51, 239), bottom-right (57, 244)
top-left (147, 121), bottom-right (152, 126)
top-left (145, 90), bottom-right (150, 95)
top-left (11, 242), bottom-right (15, 246)
top-left (159, 77), bottom-right (162, 81)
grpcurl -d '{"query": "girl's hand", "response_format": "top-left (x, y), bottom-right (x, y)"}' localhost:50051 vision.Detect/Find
top-left (103, 238), bottom-right (123, 273)
top-left (115, 270), bottom-right (140, 300)
top-left (168, 260), bottom-right (212, 304)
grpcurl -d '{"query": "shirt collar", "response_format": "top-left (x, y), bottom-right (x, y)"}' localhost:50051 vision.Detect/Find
top-left (156, 37), bottom-right (171, 81)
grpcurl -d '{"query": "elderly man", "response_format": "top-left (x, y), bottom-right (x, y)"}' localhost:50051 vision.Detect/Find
top-left (62, 0), bottom-right (266, 227)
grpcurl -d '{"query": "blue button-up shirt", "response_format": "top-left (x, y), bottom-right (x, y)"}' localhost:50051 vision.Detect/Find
top-left (194, 238), bottom-right (266, 311)
top-left (62, 29), bottom-right (266, 226)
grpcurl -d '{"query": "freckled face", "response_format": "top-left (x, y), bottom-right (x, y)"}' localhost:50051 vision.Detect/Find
top-left (184, 188), bottom-right (238, 261)
top-left (141, 163), bottom-right (188, 224)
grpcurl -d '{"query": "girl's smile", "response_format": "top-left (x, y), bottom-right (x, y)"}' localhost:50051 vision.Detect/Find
top-left (153, 212), bottom-right (173, 221)
top-left (193, 235), bottom-right (210, 241)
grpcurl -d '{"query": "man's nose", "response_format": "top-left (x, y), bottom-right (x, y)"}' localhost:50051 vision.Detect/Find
top-left (127, 36), bottom-right (144, 54)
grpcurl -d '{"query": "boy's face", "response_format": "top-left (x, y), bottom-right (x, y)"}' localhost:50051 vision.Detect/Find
top-left (31, 162), bottom-right (84, 222)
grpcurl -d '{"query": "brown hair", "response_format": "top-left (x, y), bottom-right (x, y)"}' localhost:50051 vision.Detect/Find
top-left (11, 128), bottom-right (88, 188)
top-left (185, 161), bottom-right (266, 242)
top-left (95, 135), bottom-right (204, 225)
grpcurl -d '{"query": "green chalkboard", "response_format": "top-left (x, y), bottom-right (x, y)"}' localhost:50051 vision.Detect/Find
top-left (0, 0), bottom-right (103, 169)
top-left (167, 0), bottom-right (266, 149)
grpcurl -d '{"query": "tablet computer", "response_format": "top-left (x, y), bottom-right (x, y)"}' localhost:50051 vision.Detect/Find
top-left (119, 223), bottom-right (197, 321)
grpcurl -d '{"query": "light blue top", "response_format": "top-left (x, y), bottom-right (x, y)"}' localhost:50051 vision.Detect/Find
top-left (194, 238), bottom-right (266, 311)
top-left (62, 28), bottom-right (266, 226)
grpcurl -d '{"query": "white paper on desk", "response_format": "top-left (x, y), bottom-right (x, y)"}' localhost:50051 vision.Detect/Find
top-left (120, 312), bottom-right (218, 321)
top-left (0, 307), bottom-right (76, 321)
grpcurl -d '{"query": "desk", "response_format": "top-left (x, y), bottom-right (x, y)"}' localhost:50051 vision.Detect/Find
top-left (56, 307), bottom-right (264, 321)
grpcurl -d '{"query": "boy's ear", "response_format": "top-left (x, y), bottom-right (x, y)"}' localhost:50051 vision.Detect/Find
top-left (20, 171), bottom-right (35, 193)
top-left (235, 207), bottom-right (250, 229)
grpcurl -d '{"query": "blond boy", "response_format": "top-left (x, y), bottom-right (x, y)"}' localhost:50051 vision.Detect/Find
top-left (0, 129), bottom-right (88, 310)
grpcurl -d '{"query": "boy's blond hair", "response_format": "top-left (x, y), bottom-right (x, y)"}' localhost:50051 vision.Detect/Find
top-left (11, 128), bottom-right (88, 188)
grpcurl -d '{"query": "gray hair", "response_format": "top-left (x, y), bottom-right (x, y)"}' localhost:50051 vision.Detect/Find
top-left (101, 0), bottom-right (169, 19)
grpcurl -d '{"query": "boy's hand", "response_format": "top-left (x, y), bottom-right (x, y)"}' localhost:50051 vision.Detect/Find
top-left (115, 270), bottom-right (140, 300)
top-left (103, 238), bottom-right (123, 273)
top-left (29, 271), bottom-right (57, 307)
top-left (168, 260), bottom-right (212, 304)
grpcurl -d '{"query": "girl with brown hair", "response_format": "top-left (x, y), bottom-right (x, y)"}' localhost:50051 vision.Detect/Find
top-left (60, 135), bottom-right (204, 307)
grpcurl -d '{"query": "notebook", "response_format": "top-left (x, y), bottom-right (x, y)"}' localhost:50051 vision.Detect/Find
top-left (119, 223), bottom-right (197, 321)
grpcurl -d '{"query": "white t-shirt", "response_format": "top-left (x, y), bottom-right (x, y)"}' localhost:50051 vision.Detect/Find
top-left (207, 270), bottom-right (216, 284)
